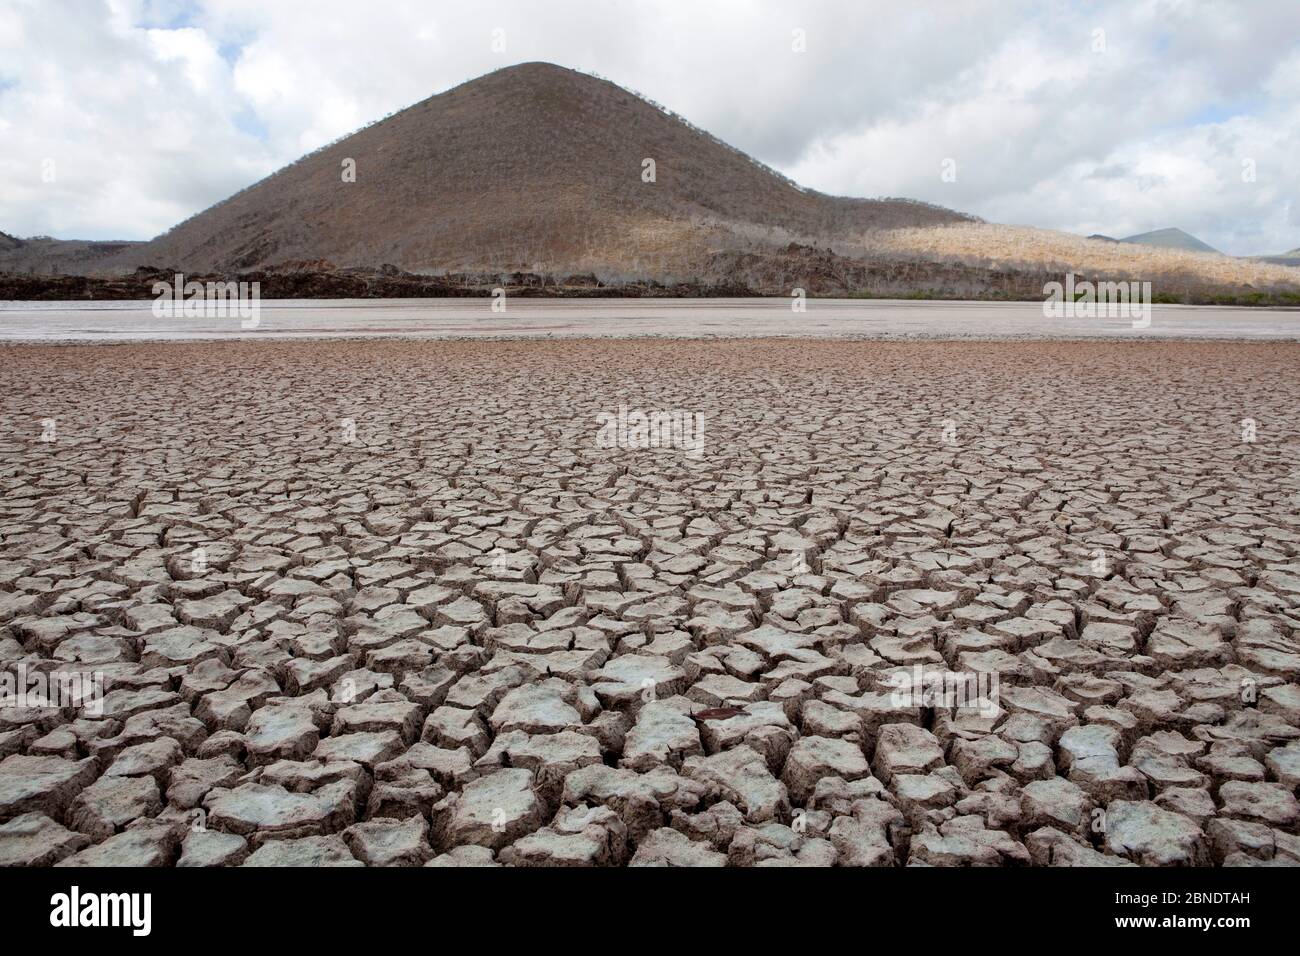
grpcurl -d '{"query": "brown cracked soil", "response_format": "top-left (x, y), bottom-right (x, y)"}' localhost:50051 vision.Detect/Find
top-left (1, 338), bottom-right (1298, 867)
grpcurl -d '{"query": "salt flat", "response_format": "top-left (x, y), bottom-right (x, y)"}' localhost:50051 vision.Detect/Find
top-left (2, 297), bottom-right (1299, 343)
top-left (1, 338), bottom-right (1297, 866)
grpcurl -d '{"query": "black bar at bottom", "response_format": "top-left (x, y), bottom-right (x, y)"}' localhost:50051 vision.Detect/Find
top-left (0, 865), bottom-right (1275, 943)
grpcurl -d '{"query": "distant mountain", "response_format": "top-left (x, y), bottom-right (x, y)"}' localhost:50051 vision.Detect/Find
top-left (1251, 247), bottom-right (1300, 267)
top-left (1119, 227), bottom-right (1220, 254)
top-left (55, 62), bottom-right (970, 278)
top-left (0, 236), bottom-right (140, 275)
top-left (1087, 234), bottom-right (1119, 242)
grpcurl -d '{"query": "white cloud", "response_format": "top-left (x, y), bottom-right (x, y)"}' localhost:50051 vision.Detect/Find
top-left (0, 0), bottom-right (1297, 255)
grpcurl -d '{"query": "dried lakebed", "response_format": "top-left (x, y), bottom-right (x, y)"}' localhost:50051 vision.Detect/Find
top-left (0, 338), bottom-right (1298, 867)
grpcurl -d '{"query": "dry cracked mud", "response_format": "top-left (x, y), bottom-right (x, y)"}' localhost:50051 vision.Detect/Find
top-left (1, 338), bottom-right (1298, 867)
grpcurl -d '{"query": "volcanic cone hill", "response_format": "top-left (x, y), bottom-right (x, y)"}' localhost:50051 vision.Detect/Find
top-left (106, 62), bottom-right (972, 277)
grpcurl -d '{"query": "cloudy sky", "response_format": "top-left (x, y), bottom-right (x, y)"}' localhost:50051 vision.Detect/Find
top-left (2, 0), bottom-right (1298, 255)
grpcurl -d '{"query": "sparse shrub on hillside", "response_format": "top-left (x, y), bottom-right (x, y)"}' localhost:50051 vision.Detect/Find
top-left (862, 223), bottom-right (1300, 291)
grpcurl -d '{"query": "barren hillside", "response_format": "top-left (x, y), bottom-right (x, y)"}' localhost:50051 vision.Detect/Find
top-left (92, 62), bottom-right (970, 277)
top-left (859, 223), bottom-right (1300, 296)
top-left (0, 235), bottom-right (141, 275)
